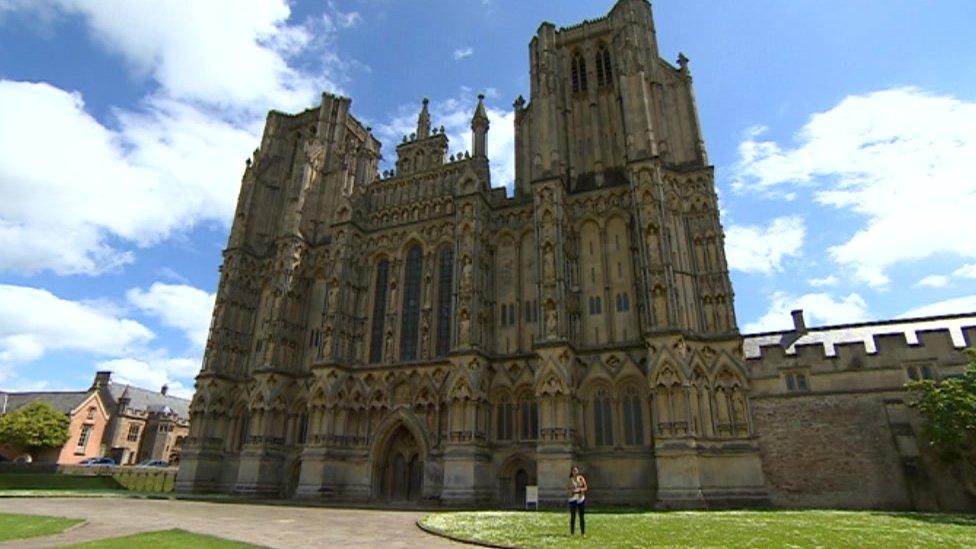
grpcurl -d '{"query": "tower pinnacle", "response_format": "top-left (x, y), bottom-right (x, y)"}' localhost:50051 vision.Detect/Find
top-left (417, 97), bottom-right (431, 138)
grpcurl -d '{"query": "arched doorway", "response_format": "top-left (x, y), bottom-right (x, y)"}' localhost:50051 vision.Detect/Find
top-left (376, 425), bottom-right (423, 501)
top-left (498, 455), bottom-right (537, 508)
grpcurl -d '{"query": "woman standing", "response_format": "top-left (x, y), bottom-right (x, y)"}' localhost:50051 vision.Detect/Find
top-left (568, 465), bottom-right (588, 537)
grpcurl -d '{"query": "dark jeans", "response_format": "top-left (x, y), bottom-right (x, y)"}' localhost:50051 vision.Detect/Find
top-left (569, 500), bottom-right (585, 535)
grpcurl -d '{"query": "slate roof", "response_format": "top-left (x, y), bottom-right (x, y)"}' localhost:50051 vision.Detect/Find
top-left (743, 312), bottom-right (976, 359)
top-left (103, 382), bottom-right (190, 420)
top-left (0, 391), bottom-right (88, 415)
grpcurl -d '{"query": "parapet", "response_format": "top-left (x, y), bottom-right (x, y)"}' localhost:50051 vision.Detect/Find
top-left (743, 312), bottom-right (976, 363)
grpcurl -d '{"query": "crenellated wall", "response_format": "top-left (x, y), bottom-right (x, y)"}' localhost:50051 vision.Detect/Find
top-left (745, 313), bottom-right (976, 511)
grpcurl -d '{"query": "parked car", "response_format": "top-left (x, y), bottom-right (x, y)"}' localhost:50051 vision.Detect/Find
top-left (79, 457), bottom-right (116, 466)
top-left (136, 459), bottom-right (169, 468)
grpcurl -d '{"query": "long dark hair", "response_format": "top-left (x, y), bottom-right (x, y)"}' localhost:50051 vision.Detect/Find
top-left (569, 465), bottom-right (581, 478)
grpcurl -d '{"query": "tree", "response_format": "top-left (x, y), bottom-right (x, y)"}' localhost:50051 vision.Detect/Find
top-left (906, 349), bottom-right (976, 495)
top-left (0, 402), bottom-right (71, 460)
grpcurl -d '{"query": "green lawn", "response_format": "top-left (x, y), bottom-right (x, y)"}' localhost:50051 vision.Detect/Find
top-left (62, 529), bottom-right (262, 548)
top-left (0, 512), bottom-right (84, 541)
top-left (0, 473), bottom-right (123, 491)
top-left (420, 509), bottom-right (976, 548)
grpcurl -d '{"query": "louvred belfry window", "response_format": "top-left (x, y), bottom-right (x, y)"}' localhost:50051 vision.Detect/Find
top-left (571, 52), bottom-right (588, 93)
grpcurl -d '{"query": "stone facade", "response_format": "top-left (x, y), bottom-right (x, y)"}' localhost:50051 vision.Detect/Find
top-left (176, 0), bottom-right (975, 511)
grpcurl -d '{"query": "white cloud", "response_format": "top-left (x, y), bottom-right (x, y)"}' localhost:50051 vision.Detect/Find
top-left (915, 275), bottom-right (950, 288)
top-left (453, 47), bottom-right (473, 60)
top-left (0, 81), bottom-right (257, 274)
top-left (11, 0), bottom-right (344, 111)
top-left (743, 291), bottom-right (869, 333)
top-left (127, 283), bottom-right (216, 351)
top-left (808, 275), bottom-right (839, 288)
top-left (96, 357), bottom-right (195, 398)
top-left (953, 263), bottom-right (976, 279)
top-left (899, 295), bottom-right (976, 319)
top-left (725, 216), bottom-right (805, 274)
top-left (372, 90), bottom-right (517, 193)
top-left (0, 284), bottom-right (154, 369)
top-left (733, 88), bottom-right (976, 287)
top-left (0, 1), bottom-right (362, 275)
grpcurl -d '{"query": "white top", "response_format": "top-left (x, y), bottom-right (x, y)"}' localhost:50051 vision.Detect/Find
top-left (569, 476), bottom-right (586, 503)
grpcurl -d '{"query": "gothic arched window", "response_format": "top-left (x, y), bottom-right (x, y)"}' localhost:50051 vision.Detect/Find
top-left (519, 395), bottom-right (539, 440)
top-left (399, 245), bottom-right (423, 361)
top-left (622, 387), bottom-right (644, 445)
top-left (436, 247), bottom-right (454, 357)
top-left (496, 396), bottom-right (514, 441)
top-left (596, 46), bottom-right (612, 87)
top-left (593, 388), bottom-right (614, 447)
top-left (571, 52), bottom-right (588, 93)
top-left (369, 259), bottom-right (390, 363)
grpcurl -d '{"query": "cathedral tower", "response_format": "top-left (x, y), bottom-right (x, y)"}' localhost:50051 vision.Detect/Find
top-left (178, 0), bottom-right (766, 509)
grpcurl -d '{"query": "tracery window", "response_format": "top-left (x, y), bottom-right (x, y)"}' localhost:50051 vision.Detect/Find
top-left (436, 247), bottom-right (454, 357)
top-left (519, 396), bottom-right (539, 440)
top-left (296, 413), bottom-right (309, 445)
top-left (622, 387), bottom-right (644, 445)
top-left (400, 245), bottom-right (423, 361)
top-left (369, 259), bottom-right (390, 363)
top-left (596, 46), bottom-right (612, 87)
top-left (593, 389), bottom-right (614, 447)
top-left (571, 52), bottom-right (588, 93)
top-left (496, 397), bottom-right (514, 441)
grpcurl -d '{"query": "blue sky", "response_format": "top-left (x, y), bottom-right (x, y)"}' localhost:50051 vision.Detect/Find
top-left (1, 0), bottom-right (974, 396)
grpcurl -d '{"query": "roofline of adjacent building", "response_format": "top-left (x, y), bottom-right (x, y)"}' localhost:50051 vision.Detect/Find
top-left (743, 311), bottom-right (976, 338)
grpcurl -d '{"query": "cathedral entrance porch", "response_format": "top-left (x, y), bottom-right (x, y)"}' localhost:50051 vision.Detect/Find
top-left (370, 415), bottom-right (431, 502)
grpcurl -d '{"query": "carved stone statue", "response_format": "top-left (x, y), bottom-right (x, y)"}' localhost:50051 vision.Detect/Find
top-left (544, 302), bottom-right (557, 338)
top-left (384, 328), bottom-right (395, 363)
top-left (460, 255), bottom-right (473, 293)
top-left (543, 244), bottom-right (556, 283)
top-left (458, 309), bottom-right (471, 344)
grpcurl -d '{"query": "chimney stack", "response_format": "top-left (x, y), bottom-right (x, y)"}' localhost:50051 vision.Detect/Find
top-left (91, 371), bottom-right (112, 390)
top-left (791, 309), bottom-right (807, 334)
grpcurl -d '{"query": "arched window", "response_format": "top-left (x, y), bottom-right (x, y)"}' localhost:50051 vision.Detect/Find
top-left (519, 396), bottom-right (539, 440)
top-left (596, 46), bottom-right (612, 87)
top-left (496, 396), bottom-right (514, 441)
top-left (436, 247), bottom-right (454, 357)
top-left (622, 387), bottom-right (644, 445)
top-left (571, 52), bottom-right (588, 93)
top-left (400, 245), bottom-right (423, 361)
top-left (369, 259), bottom-right (390, 363)
top-left (296, 412), bottom-right (309, 445)
top-left (593, 389), bottom-right (614, 447)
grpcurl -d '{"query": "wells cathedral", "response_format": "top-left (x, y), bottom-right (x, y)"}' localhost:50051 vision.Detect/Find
top-left (177, 1), bottom-right (976, 511)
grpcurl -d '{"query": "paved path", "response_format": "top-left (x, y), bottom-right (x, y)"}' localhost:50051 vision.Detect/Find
top-left (0, 497), bottom-right (465, 548)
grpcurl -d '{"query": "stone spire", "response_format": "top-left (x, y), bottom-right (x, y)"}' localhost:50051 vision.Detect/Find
top-left (416, 97), bottom-right (431, 138)
top-left (471, 94), bottom-right (489, 157)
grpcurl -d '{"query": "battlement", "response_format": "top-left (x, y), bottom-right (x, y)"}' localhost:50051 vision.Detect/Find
top-left (744, 311), bottom-right (976, 363)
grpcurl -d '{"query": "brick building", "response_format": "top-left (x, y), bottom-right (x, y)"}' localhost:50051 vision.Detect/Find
top-left (0, 371), bottom-right (189, 465)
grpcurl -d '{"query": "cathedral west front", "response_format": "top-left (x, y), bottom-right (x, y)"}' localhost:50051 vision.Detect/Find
top-left (176, 0), bottom-right (976, 511)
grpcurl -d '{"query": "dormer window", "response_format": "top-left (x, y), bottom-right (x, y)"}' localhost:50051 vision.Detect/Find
top-left (596, 46), bottom-right (613, 87)
top-left (571, 52), bottom-right (588, 93)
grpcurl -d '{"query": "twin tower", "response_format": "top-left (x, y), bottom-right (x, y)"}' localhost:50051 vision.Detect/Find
top-left (177, 0), bottom-right (764, 508)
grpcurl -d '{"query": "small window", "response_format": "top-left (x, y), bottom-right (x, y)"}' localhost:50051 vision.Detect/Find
top-left (87, 406), bottom-right (96, 420)
top-left (907, 366), bottom-right (920, 381)
top-left (76, 424), bottom-right (93, 451)
top-left (921, 366), bottom-right (934, 380)
top-left (126, 424), bottom-right (141, 442)
top-left (785, 373), bottom-right (810, 393)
